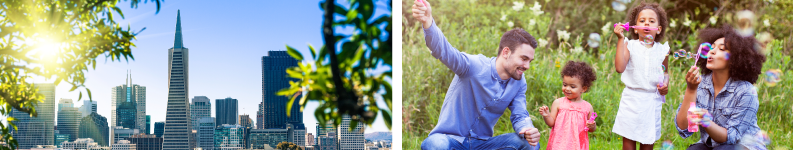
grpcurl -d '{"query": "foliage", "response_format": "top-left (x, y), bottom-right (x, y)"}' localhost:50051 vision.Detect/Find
top-left (402, 0), bottom-right (793, 149)
top-left (278, 0), bottom-right (392, 131)
top-left (276, 141), bottom-right (303, 150)
top-left (0, 0), bottom-right (161, 149)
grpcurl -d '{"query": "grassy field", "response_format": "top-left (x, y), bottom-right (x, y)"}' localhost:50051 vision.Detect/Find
top-left (401, 0), bottom-right (793, 149)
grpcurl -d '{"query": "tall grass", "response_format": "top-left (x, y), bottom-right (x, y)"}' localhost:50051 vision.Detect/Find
top-left (402, 0), bottom-right (793, 149)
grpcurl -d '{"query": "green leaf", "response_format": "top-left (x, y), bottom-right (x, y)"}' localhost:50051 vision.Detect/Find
top-left (286, 45), bottom-right (304, 61)
top-left (381, 109), bottom-right (391, 129)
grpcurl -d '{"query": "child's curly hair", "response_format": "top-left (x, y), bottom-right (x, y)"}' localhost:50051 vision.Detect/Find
top-left (696, 25), bottom-right (767, 84)
top-left (626, 1), bottom-right (668, 42)
top-left (561, 61), bottom-right (597, 91)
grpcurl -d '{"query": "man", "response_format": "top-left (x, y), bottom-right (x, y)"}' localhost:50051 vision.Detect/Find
top-left (412, 0), bottom-right (542, 150)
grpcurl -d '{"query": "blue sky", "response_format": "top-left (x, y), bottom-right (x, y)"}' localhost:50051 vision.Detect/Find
top-left (45, 0), bottom-right (391, 134)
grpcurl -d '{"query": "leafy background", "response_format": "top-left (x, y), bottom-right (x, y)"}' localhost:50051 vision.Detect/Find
top-left (401, 0), bottom-right (792, 149)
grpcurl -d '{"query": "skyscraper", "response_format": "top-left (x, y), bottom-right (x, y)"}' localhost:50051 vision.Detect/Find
top-left (58, 98), bottom-right (81, 142)
top-left (256, 102), bottom-right (263, 129)
top-left (111, 71), bottom-right (146, 144)
top-left (239, 114), bottom-right (253, 129)
top-left (190, 96), bottom-right (211, 130)
top-left (146, 115), bottom-right (151, 134)
top-left (215, 97), bottom-right (238, 126)
top-left (79, 112), bottom-right (110, 146)
top-left (338, 115), bottom-right (365, 150)
top-left (261, 51), bottom-right (300, 129)
top-left (163, 10), bottom-right (192, 150)
top-left (79, 100), bottom-right (98, 118)
top-left (154, 122), bottom-right (165, 138)
top-left (10, 83), bottom-right (56, 149)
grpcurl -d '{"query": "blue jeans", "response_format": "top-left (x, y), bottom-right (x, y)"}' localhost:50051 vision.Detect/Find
top-left (421, 133), bottom-right (541, 150)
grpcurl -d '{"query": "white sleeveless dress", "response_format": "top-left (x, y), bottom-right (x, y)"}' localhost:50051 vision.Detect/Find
top-left (612, 38), bottom-right (670, 144)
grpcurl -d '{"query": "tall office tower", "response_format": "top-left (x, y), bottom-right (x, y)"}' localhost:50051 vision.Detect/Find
top-left (154, 122), bottom-right (165, 137)
top-left (10, 83), bottom-right (56, 149)
top-left (58, 98), bottom-right (81, 141)
top-left (190, 96), bottom-right (211, 130)
top-left (163, 10), bottom-right (192, 150)
top-left (215, 97), bottom-right (238, 126)
top-left (111, 71), bottom-right (145, 144)
top-left (197, 117), bottom-right (215, 150)
top-left (79, 112), bottom-right (110, 146)
top-left (127, 134), bottom-right (163, 150)
top-left (146, 115), bottom-right (151, 134)
top-left (79, 100), bottom-right (98, 117)
top-left (306, 133), bottom-right (315, 146)
top-left (261, 51), bottom-right (300, 129)
top-left (256, 102), bottom-right (263, 129)
top-left (239, 114), bottom-right (253, 129)
top-left (338, 115), bottom-right (365, 150)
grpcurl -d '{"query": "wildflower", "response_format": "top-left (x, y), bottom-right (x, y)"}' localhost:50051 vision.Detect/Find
top-left (556, 30), bottom-right (570, 41)
top-left (530, 2), bottom-right (544, 15)
top-left (513, 1), bottom-right (525, 11)
top-left (709, 16), bottom-right (718, 25)
top-left (529, 19), bottom-right (536, 26)
top-left (573, 46), bottom-right (583, 53)
top-left (508, 21), bottom-right (514, 28)
top-left (602, 22), bottom-right (613, 34)
top-left (763, 19), bottom-right (770, 27)
top-left (683, 18), bottom-right (692, 27)
top-left (670, 19), bottom-right (676, 28)
top-left (501, 14), bottom-right (507, 21)
top-left (538, 38), bottom-right (548, 48)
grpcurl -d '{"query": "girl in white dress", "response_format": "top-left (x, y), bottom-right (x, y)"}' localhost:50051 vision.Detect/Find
top-left (612, 2), bottom-right (670, 150)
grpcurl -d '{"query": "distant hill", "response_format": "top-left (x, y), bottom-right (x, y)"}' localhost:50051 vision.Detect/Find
top-left (364, 132), bottom-right (392, 141)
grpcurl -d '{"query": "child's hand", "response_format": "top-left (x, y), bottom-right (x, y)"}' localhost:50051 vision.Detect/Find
top-left (685, 66), bottom-right (702, 90)
top-left (586, 120), bottom-right (596, 130)
top-left (614, 22), bottom-right (626, 39)
top-left (538, 106), bottom-right (550, 117)
top-left (657, 83), bottom-right (668, 95)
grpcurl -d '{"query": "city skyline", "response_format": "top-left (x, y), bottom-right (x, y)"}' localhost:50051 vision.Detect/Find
top-left (35, 0), bottom-right (390, 135)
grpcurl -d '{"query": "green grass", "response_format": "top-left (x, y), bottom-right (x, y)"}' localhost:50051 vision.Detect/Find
top-left (402, 0), bottom-right (793, 149)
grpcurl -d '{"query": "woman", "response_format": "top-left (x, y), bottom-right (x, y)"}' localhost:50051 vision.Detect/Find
top-left (674, 25), bottom-right (767, 150)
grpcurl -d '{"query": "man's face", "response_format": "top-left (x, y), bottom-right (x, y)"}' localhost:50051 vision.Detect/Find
top-left (503, 44), bottom-right (535, 80)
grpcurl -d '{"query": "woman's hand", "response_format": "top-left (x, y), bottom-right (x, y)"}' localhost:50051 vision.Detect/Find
top-left (685, 66), bottom-right (702, 91)
top-left (538, 106), bottom-right (550, 117)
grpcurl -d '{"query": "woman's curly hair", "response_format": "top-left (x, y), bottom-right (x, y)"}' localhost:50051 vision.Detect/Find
top-left (696, 25), bottom-right (767, 84)
top-left (562, 61), bottom-right (597, 92)
top-left (626, 1), bottom-right (668, 42)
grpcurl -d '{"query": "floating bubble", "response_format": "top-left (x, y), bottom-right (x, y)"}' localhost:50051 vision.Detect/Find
top-left (725, 52), bottom-right (730, 60)
top-left (641, 35), bottom-right (654, 45)
top-left (756, 32), bottom-right (773, 55)
top-left (588, 33), bottom-right (602, 48)
top-left (764, 69), bottom-right (782, 87)
top-left (673, 49), bottom-right (693, 59)
top-left (611, 1), bottom-right (627, 12)
top-left (750, 85), bottom-right (758, 96)
top-left (662, 141), bottom-right (674, 150)
top-left (735, 10), bottom-right (757, 37)
top-left (738, 130), bottom-right (770, 150)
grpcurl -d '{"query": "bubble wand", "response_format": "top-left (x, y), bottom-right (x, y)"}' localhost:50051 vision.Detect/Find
top-left (614, 22), bottom-right (660, 31)
top-left (582, 112), bottom-right (597, 132)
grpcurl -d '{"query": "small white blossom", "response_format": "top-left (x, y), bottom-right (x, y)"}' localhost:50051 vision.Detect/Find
top-left (764, 19), bottom-right (770, 27)
top-left (709, 16), bottom-right (718, 25)
top-left (501, 14), bottom-right (507, 21)
top-left (529, 19), bottom-right (536, 26)
top-left (556, 30), bottom-right (571, 41)
top-left (512, 1), bottom-right (525, 11)
top-left (538, 38), bottom-right (548, 48)
top-left (683, 18), bottom-right (692, 27)
top-left (670, 19), bottom-right (677, 28)
top-left (573, 46), bottom-right (583, 53)
top-left (601, 22), bottom-right (613, 34)
top-left (530, 2), bottom-right (544, 15)
top-left (508, 21), bottom-right (514, 28)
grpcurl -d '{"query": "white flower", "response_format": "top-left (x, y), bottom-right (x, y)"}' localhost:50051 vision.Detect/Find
top-left (670, 19), bottom-right (677, 28)
top-left (529, 19), bottom-right (536, 26)
top-left (709, 16), bottom-right (718, 25)
top-left (573, 46), bottom-right (583, 53)
top-left (512, 1), bottom-right (525, 11)
top-left (683, 18), bottom-right (692, 27)
top-left (764, 19), bottom-right (770, 27)
top-left (601, 22), bottom-right (613, 34)
top-left (538, 38), bottom-right (548, 48)
top-left (556, 30), bottom-right (570, 41)
top-left (501, 14), bottom-right (507, 21)
top-left (508, 21), bottom-right (514, 28)
top-left (530, 2), bottom-right (544, 15)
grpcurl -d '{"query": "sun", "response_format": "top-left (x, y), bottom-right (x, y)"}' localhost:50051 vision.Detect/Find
top-left (24, 35), bottom-right (67, 64)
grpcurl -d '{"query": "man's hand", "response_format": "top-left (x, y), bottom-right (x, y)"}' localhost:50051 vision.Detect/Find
top-left (538, 106), bottom-right (550, 117)
top-left (519, 128), bottom-right (540, 146)
top-left (411, 0), bottom-right (433, 29)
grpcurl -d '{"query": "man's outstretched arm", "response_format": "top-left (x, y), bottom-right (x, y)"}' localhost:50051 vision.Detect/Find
top-left (509, 85), bottom-right (540, 146)
top-left (412, 0), bottom-right (473, 77)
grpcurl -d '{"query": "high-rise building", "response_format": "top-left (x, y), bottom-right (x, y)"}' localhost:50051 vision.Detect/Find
top-left (146, 115), bottom-right (151, 134)
top-left (58, 99), bottom-right (81, 142)
top-left (213, 124), bottom-right (244, 149)
top-left (338, 115), bottom-right (365, 150)
top-left (111, 140), bottom-right (137, 150)
top-left (247, 123), bottom-right (305, 149)
top-left (111, 71), bottom-right (146, 144)
top-left (79, 112), bottom-right (110, 146)
top-left (190, 96), bottom-right (211, 130)
top-left (10, 83), bottom-right (56, 149)
top-left (127, 134), bottom-right (163, 150)
top-left (239, 114), bottom-right (253, 129)
top-left (215, 97), bottom-right (238, 126)
top-left (55, 130), bottom-right (71, 147)
top-left (163, 10), bottom-right (192, 150)
top-left (316, 122), bottom-right (337, 142)
top-left (197, 117), bottom-right (215, 150)
top-left (261, 51), bottom-right (300, 129)
top-left (154, 122), bottom-right (165, 137)
top-left (79, 100), bottom-right (98, 118)
top-left (288, 123), bottom-right (306, 147)
top-left (306, 133), bottom-right (315, 146)
top-left (318, 132), bottom-right (337, 150)
top-left (256, 102), bottom-right (263, 129)
top-left (61, 138), bottom-right (100, 150)
top-left (113, 127), bottom-right (140, 143)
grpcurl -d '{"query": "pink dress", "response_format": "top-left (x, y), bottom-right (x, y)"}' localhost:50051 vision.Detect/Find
top-left (547, 97), bottom-right (593, 150)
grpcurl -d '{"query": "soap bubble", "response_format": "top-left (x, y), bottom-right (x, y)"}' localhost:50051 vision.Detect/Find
top-left (737, 130), bottom-right (770, 150)
top-left (764, 69), bottom-right (782, 87)
top-left (661, 141), bottom-right (674, 150)
top-left (735, 10), bottom-right (757, 37)
top-left (588, 33), bottom-right (602, 48)
top-left (756, 32), bottom-right (773, 55)
top-left (611, 0), bottom-right (630, 12)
